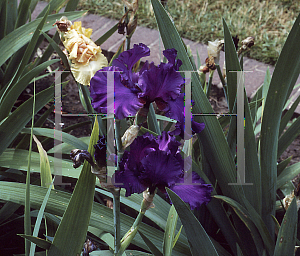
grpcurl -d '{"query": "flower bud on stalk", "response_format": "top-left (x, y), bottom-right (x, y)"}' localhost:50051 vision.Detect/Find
top-left (121, 125), bottom-right (140, 149)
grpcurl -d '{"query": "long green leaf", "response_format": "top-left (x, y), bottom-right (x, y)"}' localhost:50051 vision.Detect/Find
top-left (0, 85), bottom-right (54, 157)
top-left (33, 135), bottom-right (53, 188)
top-left (277, 162), bottom-right (300, 189)
top-left (0, 182), bottom-right (190, 256)
top-left (279, 93), bottom-right (300, 136)
top-left (15, 0), bottom-right (31, 28)
top-left (30, 179), bottom-right (53, 255)
top-left (163, 205), bottom-right (178, 256)
top-left (21, 127), bottom-right (89, 150)
top-left (214, 195), bottom-right (274, 256)
top-left (166, 188), bottom-right (219, 256)
top-left (0, 59), bottom-right (58, 122)
top-left (37, 0), bottom-right (71, 18)
top-left (260, 12), bottom-right (300, 235)
top-left (41, 31), bottom-right (70, 69)
top-left (18, 235), bottom-right (52, 250)
top-left (95, 23), bottom-right (118, 46)
top-left (274, 197), bottom-right (297, 256)
top-left (139, 231), bottom-right (163, 256)
top-left (64, 0), bottom-right (80, 12)
top-left (5, 6), bottom-right (50, 86)
top-left (47, 120), bottom-right (98, 256)
top-left (151, 0), bottom-right (244, 207)
top-left (0, 11), bottom-right (85, 68)
top-left (223, 19), bottom-right (240, 113)
top-left (0, 149), bottom-right (81, 178)
top-left (278, 115), bottom-right (300, 158)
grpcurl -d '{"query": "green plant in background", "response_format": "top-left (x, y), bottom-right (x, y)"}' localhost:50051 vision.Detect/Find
top-left (1, 0), bottom-right (300, 256)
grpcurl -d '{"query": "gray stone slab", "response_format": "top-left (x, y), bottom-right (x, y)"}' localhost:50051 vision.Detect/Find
top-left (33, 1), bottom-right (300, 114)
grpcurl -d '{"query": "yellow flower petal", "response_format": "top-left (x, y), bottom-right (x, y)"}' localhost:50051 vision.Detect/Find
top-left (71, 51), bottom-right (108, 85)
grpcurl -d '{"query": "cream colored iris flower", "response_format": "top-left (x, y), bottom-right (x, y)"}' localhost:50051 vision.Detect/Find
top-left (55, 17), bottom-right (108, 85)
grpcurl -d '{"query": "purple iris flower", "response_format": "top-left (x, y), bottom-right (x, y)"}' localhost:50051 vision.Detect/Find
top-left (114, 132), bottom-right (213, 210)
top-left (90, 43), bottom-right (183, 118)
top-left (90, 43), bottom-right (205, 138)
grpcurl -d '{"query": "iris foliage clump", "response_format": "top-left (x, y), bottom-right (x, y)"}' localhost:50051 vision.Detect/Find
top-left (1, 0), bottom-right (300, 256)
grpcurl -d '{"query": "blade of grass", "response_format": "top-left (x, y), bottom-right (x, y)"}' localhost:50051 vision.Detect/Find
top-left (277, 162), bottom-right (300, 190)
top-left (0, 59), bottom-right (59, 122)
top-left (278, 116), bottom-right (300, 158)
top-left (95, 23), bottom-right (118, 46)
top-left (15, 0), bottom-right (31, 28)
top-left (4, 7), bottom-right (50, 86)
top-left (22, 127), bottom-right (89, 150)
top-left (139, 231), bottom-right (163, 256)
top-left (0, 85), bottom-right (56, 157)
top-left (279, 93), bottom-right (300, 136)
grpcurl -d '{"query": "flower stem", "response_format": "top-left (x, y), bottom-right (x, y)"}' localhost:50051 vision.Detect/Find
top-left (113, 189), bottom-right (121, 253)
top-left (116, 190), bottom-right (155, 256)
top-left (113, 119), bottom-right (123, 254)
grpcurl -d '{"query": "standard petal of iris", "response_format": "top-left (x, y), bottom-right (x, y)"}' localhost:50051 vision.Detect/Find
top-left (170, 172), bottom-right (213, 210)
top-left (112, 43), bottom-right (150, 81)
top-left (162, 48), bottom-right (182, 70)
top-left (90, 67), bottom-right (143, 119)
top-left (138, 63), bottom-right (183, 104)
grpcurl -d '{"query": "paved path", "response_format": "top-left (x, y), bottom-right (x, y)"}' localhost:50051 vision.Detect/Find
top-left (33, 2), bottom-right (300, 114)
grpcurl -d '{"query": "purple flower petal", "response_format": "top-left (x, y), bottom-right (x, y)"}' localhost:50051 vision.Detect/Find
top-left (114, 167), bottom-right (147, 196)
top-left (90, 66), bottom-right (143, 119)
top-left (163, 48), bottom-right (183, 71)
top-left (94, 135), bottom-right (106, 167)
top-left (140, 150), bottom-right (182, 191)
top-left (112, 43), bottom-right (150, 82)
top-left (165, 93), bottom-right (205, 139)
top-left (138, 63), bottom-right (183, 105)
top-left (170, 172), bottom-right (213, 210)
top-left (155, 131), bottom-right (181, 155)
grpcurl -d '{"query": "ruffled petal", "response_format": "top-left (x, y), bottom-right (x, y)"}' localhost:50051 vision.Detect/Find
top-left (155, 131), bottom-right (181, 155)
top-left (140, 150), bottom-right (182, 190)
top-left (112, 43), bottom-right (150, 82)
top-left (94, 135), bottom-right (106, 168)
top-left (138, 63), bottom-right (183, 104)
top-left (90, 66), bottom-right (143, 119)
top-left (71, 51), bottom-right (108, 85)
top-left (165, 93), bottom-right (205, 139)
top-left (170, 172), bottom-right (213, 210)
top-left (114, 168), bottom-right (146, 196)
top-left (163, 48), bottom-right (182, 71)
